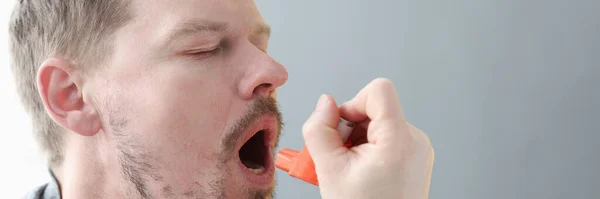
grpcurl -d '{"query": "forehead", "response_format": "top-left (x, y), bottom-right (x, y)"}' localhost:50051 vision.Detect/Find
top-left (130, 0), bottom-right (264, 37)
top-left (134, 0), bottom-right (262, 19)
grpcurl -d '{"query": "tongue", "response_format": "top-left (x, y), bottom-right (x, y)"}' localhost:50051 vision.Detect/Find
top-left (242, 159), bottom-right (264, 169)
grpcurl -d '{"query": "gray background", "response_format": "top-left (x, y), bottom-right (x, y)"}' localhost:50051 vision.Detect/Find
top-left (255, 0), bottom-right (600, 198)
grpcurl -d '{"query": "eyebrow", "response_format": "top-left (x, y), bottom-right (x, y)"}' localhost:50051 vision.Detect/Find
top-left (167, 20), bottom-right (228, 43)
top-left (166, 20), bottom-right (272, 44)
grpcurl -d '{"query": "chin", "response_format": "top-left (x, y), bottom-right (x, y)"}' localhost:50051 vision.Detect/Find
top-left (221, 170), bottom-right (276, 199)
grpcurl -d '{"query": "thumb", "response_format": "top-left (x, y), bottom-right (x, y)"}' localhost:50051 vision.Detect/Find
top-left (302, 94), bottom-right (344, 165)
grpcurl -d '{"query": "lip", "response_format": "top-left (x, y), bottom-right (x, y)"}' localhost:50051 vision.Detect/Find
top-left (235, 115), bottom-right (278, 187)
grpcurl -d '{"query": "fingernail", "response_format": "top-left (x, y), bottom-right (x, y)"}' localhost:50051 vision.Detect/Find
top-left (316, 94), bottom-right (328, 110)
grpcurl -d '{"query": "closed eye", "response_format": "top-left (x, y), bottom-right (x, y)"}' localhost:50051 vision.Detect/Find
top-left (187, 46), bottom-right (221, 59)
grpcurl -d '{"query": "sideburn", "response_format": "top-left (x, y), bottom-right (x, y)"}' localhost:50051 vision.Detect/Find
top-left (109, 107), bottom-right (162, 199)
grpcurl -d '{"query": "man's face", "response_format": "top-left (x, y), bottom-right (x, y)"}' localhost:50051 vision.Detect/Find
top-left (87, 0), bottom-right (288, 198)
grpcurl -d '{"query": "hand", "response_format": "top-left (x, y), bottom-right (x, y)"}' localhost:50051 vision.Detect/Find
top-left (302, 78), bottom-right (434, 199)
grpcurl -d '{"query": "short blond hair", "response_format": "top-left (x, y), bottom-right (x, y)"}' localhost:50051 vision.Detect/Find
top-left (9, 0), bottom-right (132, 165)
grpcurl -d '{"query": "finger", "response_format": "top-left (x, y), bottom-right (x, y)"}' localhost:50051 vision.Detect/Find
top-left (302, 94), bottom-right (345, 163)
top-left (340, 78), bottom-right (406, 125)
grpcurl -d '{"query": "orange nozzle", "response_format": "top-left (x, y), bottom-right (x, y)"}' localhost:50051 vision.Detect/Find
top-left (275, 141), bottom-right (353, 186)
top-left (274, 148), bottom-right (297, 172)
top-left (276, 119), bottom-right (355, 186)
top-left (275, 145), bottom-right (319, 185)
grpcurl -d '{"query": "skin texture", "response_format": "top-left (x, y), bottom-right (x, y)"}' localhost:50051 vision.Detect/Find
top-left (36, 0), bottom-right (434, 199)
top-left (38, 0), bottom-right (286, 198)
top-left (302, 79), bottom-right (435, 199)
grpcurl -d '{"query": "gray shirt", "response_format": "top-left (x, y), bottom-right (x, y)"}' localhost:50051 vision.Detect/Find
top-left (23, 171), bottom-right (61, 199)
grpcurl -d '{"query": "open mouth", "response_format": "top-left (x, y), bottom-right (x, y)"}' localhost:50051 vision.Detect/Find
top-left (239, 130), bottom-right (268, 174)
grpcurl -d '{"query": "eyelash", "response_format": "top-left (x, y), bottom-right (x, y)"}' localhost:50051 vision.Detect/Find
top-left (188, 46), bottom-right (221, 59)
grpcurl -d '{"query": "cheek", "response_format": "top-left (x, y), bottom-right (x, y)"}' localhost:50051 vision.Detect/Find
top-left (127, 67), bottom-right (236, 169)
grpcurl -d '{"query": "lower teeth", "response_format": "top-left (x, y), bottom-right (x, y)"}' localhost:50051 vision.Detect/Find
top-left (242, 160), bottom-right (265, 173)
top-left (249, 167), bottom-right (265, 174)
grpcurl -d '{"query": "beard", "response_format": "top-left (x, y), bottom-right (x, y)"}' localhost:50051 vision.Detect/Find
top-left (107, 96), bottom-right (282, 199)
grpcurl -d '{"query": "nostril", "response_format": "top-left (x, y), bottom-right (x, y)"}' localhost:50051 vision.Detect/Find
top-left (253, 83), bottom-right (273, 96)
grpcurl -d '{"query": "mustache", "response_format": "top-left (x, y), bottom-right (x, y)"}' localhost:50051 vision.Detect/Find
top-left (220, 97), bottom-right (283, 161)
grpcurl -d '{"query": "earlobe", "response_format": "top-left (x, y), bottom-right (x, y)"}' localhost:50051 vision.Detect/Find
top-left (37, 58), bottom-right (101, 137)
top-left (65, 106), bottom-right (102, 136)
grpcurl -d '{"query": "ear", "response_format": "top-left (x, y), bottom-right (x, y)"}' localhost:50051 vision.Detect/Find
top-left (37, 58), bottom-right (101, 137)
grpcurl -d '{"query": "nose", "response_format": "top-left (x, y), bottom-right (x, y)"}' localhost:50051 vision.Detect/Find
top-left (237, 43), bottom-right (288, 100)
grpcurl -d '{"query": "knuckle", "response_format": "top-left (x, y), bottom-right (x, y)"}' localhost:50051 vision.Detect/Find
top-left (371, 77), bottom-right (396, 90)
top-left (399, 123), bottom-right (433, 154)
top-left (418, 131), bottom-right (433, 149)
top-left (413, 128), bottom-right (433, 152)
top-left (301, 122), bottom-right (317, 137)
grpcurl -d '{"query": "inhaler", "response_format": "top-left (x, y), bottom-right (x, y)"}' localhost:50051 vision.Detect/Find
top-left (275, 118), bottom-right (355, 186)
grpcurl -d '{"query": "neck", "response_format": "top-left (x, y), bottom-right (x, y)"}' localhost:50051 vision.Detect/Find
top-left (52, 134), bottom-right (131, 199)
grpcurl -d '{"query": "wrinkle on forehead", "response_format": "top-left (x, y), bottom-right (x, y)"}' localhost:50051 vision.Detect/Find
top-left (129, 0), bottom-right (266, 35)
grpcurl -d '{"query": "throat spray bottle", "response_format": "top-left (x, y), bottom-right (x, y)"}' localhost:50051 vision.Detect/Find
top-left (274, 118), bottom-right (355, 186)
